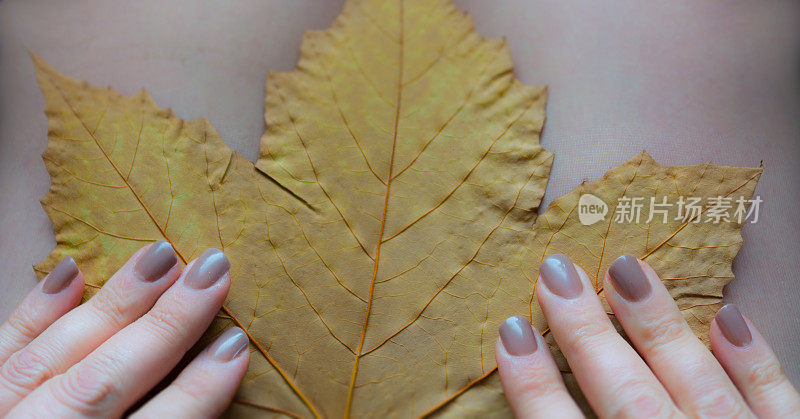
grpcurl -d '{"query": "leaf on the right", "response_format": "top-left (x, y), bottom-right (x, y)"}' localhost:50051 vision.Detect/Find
top-left (526, 150), bottom-right (761, 326)
top-left (436, 151), bottom-right (763, 417)
top-left (535, 151), bottom-right (761, 408)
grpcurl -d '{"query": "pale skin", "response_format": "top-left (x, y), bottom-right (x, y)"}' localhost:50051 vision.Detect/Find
top-left (0, 243), bottom-right (798, 417)
top-left (496, 254), bottom-right (800, 418)
top-left (0, 242), bottom-right (249, 418)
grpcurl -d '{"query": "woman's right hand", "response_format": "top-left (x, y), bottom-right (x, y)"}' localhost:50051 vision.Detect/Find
top-left (496, 254), bottom-right (800, 418)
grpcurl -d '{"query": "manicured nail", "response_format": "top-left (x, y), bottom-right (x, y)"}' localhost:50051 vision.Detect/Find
top-left (210, 327), bottom-right (249, 361)
top-left (42, 257), bottom-right (79, 294)
top-left (184, 248), bottom-right (230, 289)
top-left (716, 304), bottom-right (752, 347)
top-left (499, 316), bottom-right (538, 356)
top-left (539, 254), bottom-right (583, 299)
top-left (608, 255), bottom-right (652, 302)
top-left (133, 241), bottom-right (178, 282)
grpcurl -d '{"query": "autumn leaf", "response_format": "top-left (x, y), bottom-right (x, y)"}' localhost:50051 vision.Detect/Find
top-left (434, 151), bottom-right (762, 417)
top-left (30, 0), bottom-right (761, 417)
top-left (33, 0), bottom-right (552, 416)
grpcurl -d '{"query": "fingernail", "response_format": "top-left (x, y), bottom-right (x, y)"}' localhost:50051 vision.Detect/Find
top-left (716, 304), bottom-right (752, 347)
top-left (133, 241), bottom-right (178, 282)
top-left (539, 254), bottom-right (583, 299)
top-left (499, 316), bottom-right (539, 356)
top-left (608, 255), bottom-right (652, 302)
top-left (210, 327), bottom-right (249, 361)
top-left (184, 248), bottom-right (230, 289)
top-left (42, 257), bottom-right (79, 294)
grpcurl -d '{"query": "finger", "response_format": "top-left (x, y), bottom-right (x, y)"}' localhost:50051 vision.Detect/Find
top-left (131, 327), bottom-right (250, 418)
top-left (0, 257), bottom-right (83, 364)
top-left (603, 255), bottom-right (752, 416)
top-left (495, 316), bottom-right (583, 419)
top-left (710, 304), bottom-right (800, 417)
top-left (10, 249), bottom-right (230, 417)
top-left (535, 254), bottom-right (679, 417)
top-left (0, 241), bottom-right (179, 413)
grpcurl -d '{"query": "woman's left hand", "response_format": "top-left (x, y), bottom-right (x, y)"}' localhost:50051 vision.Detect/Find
top-left (0, 241), bottom-right (248, 418)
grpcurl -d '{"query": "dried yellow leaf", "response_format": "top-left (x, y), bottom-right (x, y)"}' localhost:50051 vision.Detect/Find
top-left (31, 0), bottom-right (761, 417)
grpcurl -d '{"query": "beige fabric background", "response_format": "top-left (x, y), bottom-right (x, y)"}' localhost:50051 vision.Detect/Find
top-left (1, 0), bottom-right (798, 390)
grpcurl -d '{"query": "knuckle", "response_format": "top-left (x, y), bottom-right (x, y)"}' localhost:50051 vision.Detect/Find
top-left (563, 319), bottom-right (614, 354)
top-left (5, 309), bottom-right (41, 342)
top-left (51, 356), bottom-right (121, 414)
top-left (0, 347), bottom-right (56, 392)
top-left (516, 370), bottom-right (564, 400)
top-left (142, 304), bottom-right (190, 349)
top-left (747, 359), bottom-right (787, 395)
top-left (610, 379), bottom-right (675, 418)
top-left (173, 379), bottom-right (207, 405)
top-left (692, 388), bottom-right (749, 418)
top-left (638, 312), bottom-right (690, 353)
top-left (87, 287), bottom-right (131, 329)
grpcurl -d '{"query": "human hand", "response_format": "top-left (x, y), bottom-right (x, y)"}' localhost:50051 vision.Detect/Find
top-left (0, 242), bottom-right (249, 417)
top-left (496, 254), bottom-right (800, 418)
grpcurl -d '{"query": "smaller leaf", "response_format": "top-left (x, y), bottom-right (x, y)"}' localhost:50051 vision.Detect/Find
top-left (431, 151), bottom-right (762, 417)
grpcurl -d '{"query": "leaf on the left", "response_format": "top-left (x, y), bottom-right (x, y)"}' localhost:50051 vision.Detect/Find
top-left (32, 54), bottom-right (325, 416)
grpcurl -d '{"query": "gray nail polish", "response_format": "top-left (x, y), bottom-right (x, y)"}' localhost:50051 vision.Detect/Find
top-left (133, 241), bottom-right (178, 282)
top-left (499, 316), bottom-right (539, 356)
top-left (539, 254), bottom-right (583, 299)
top-left (716, 304), bottom-right (752, 347)
top-left (211, 327), bottom-right (249, 361)
top-left (42, 257), bottom-right (79, 294)
top-left (608, 255), bottom-right (652, 302)
top-left (184, 248), bottom-right (230, 289)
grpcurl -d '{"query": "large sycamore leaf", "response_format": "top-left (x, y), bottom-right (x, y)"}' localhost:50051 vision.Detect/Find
top-left (30, 0), bottom-right (761, 417)
top-left (33, 0), bottom-right (552, 416)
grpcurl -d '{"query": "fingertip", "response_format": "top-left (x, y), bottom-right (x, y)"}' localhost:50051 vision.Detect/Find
top-left (537, 254), bottom-right (584, 299)
top-left (635, 257), bottom-right (657, 274)
top-left (133, 241), bottom-right (180, 283)
top-left (41, 256), bottom-right (81, 295)
top-left (635, 258), bottom-right (669, 293)
top-left (495, 315), bottom-right (583, 419)
top-left (183, 249), bottom-right (231, 290)
top-left (714, 304), bottom-right (753, 348)
top-left (572, 262), bottom-right (597, 292)
top-left (606, 255), bottom-right (652, 302)
top-left (130, 328), bottom-right (251, 419)
top-left (498, 316), bottom-right (539, 357)
top-left (709, 306), bottom-right (800, 417)
top-left (603, 256), bottom-right (672, 309)
top-left (38, 257), bottom-right (84, 310)
top-left (0, 258), bottom-right (86, 364)
top-left (710, 306), bottom-right (759, 356)
top-left (208, 327), bottom-right (250, 362)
